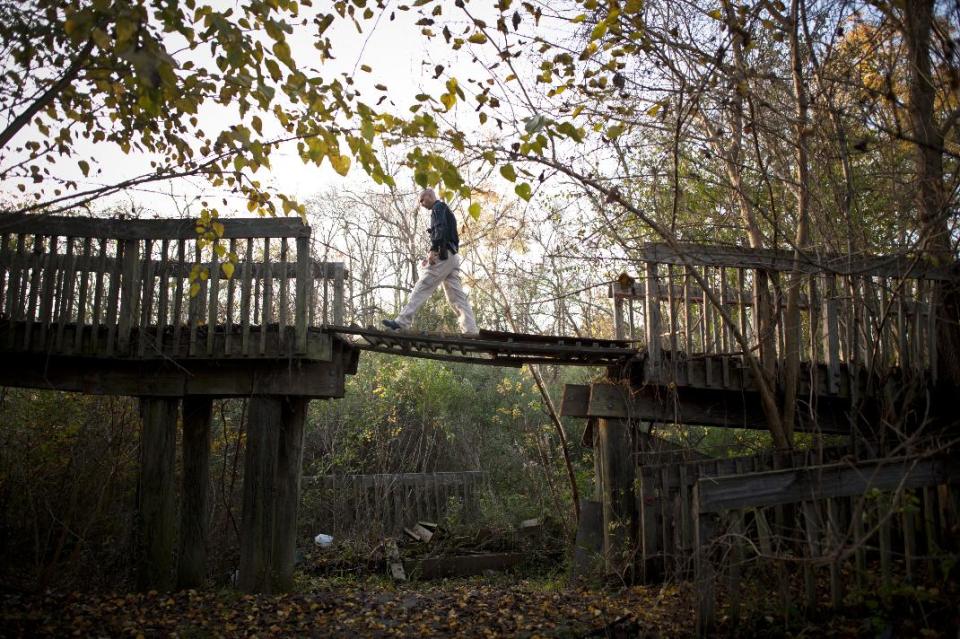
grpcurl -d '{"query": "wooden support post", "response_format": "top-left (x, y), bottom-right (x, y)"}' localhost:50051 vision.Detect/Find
top-left (177, 396), bottom-right (213, 590)
top-left (273, 397), bottom-right (307, 592)
top-left (238, 396), bottom-right (307, 593)
top-left (693, 482), bottom-right (718, 638)
top-left (597, 417), bottom-right (635, 579)
top-left (138, 397), bottom-right (179, 591)
top-left (239, 396), bottom-right (282, 593)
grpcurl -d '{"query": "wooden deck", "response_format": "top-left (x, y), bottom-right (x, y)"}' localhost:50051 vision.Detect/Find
top-left (0, 213), bottom-right (356, 397)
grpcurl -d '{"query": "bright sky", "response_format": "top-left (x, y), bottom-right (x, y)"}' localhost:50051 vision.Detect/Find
top-left (1, 1), bottom-right (525, 218)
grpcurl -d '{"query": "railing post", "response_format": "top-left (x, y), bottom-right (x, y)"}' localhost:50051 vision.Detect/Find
top-left (333, 262), bottom-right (345, 326)
top-left (611, 283), bottom-right (626, 341)
top-left (294, 235), bottom-right (309, 353)
top-left (117, 238), bottom-right (140, 354)
top-left (645, 262), bottom-right (662, 376)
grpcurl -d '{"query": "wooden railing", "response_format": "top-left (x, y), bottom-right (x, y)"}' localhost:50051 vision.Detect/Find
top-left (0, 214), bottom-right (346, 358)
top-left (612, 243), bottom-right (953, 387)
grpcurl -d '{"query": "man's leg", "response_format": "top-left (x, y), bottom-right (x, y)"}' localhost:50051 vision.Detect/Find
top-left (394, 259), bottom-right (453, 328)
top-left (441, 255), bottom-right (478, 334)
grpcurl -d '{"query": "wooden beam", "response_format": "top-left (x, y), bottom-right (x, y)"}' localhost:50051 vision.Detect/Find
top-left (590, 382), bottom-right (849, 434)
top-left (0, 213), bottom-right (310, 240)
top-left (0, 350), bottom-right (350, 398)
top-left (137, 397), bottom-right (178, 591)
top-left (177, 396), bottom-right (212, 589)
top-left (587, 382), bottom-right (636, 419)
top-left (560, 384), bottom-right (590, 417)
top-left (696, 456), bottom-right (960, 514)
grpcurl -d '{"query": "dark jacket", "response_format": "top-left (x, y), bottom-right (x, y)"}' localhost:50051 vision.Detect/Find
top-left (428, 200), bottom-right (459, 258)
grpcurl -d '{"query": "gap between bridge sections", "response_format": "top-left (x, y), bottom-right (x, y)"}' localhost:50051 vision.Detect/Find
top-left (325, 325), bottom-right (640, 367)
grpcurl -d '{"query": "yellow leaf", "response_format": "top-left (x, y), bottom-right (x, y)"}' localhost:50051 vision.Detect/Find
top-left (212, 221), bottom-right (225, 237)
top-left (329, 153), bottom-right (351, 176)
top-left (189, 283), bottom-right (200, 297)
top-left (222, 262), bottom-right (235, 279)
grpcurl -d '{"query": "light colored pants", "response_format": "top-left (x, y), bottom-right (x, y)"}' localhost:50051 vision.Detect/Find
top-left (396, 253), bottom-right (478, 334)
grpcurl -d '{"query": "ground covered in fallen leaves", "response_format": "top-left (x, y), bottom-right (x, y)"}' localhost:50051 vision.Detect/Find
top-left (0, 577), bottom-right (693, 638)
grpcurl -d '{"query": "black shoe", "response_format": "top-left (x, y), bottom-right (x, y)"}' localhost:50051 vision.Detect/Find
top-left (381, 319), bottom-right (401, 331)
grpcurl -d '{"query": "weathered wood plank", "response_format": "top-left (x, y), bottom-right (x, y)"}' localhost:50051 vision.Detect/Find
top-left (72, 237), bottom-right (93, 353)
top-left (171, 239), bottom-right (186, 356)
top-left (295, 236), bottom-right (309, 352)
top-left (260, 238), bottom-right (271, 355)
top-left (36, 236), bottom-right (57, 349)
top-left (241, 239), bottom-right (254, 355)
top-left (55, 238), bottom-right (77, 351)
top-left (225, 238), bottom-right (237, 356)
top-left (116, 239), bottom-right (141, 354)
top-left (137, 239), bottom-right (155, 356)
top-left (206, 247), bottom-right (220, 356)
top-left (698, 457), bottom-right (960, 514)
top-left (645, 262), bottom-right (662, 368)
top-left (154, 239), bottom-right (170, 353)
top-left (0, 213), bottom-right (309, 240)
top-left (560, 384), bottom-right (590, 417)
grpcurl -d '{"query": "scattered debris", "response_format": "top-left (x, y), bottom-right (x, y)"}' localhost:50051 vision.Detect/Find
top-left (519, 518), bottom-right (542, 532)
top-left (385, 539), bottom-right (406, 582)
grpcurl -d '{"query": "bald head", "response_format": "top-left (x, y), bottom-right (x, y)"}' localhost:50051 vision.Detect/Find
top-left (418, 188), bottom-right (437, 210)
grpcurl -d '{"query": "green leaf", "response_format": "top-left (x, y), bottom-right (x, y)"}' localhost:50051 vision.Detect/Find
top-left (222, 262), bottom-right (235, 279)
top-left (500, 164), bottom-right (517, 182)
top-left (514, 182), bottom-right (532, 201)
top-left (524, 114), bottom-right (546, 134)
top-left (468, 202), bottom-right (481, 219)
top-left (707, 8), bottom-right (723, 20)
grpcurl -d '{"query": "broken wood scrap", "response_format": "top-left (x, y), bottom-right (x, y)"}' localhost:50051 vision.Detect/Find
top-left (384, 539), bottom-right (406, 582)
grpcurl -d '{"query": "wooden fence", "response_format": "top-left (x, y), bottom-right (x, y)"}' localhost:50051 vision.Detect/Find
top-left (302, 471), bottom-right (485, 536)
top-left (0, 214), bottom-right (346, 358)
top-left (636, 445), bottom-right (851, 584)
top-left (612, 244), bottom-right (952, 390)
top-left (690, 455), bottom-right (960, 636)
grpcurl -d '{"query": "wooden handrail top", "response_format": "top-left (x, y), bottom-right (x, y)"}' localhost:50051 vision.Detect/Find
top-left (0, 213), bottom-right (310, 240)
top-left (637, 242), bottom-right (957, 280)
top-left (0, 252), bottom-right (346, 280)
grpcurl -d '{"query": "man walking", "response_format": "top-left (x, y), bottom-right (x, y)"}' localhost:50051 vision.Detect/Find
top-left (382, 188), bottom-right (479, 335)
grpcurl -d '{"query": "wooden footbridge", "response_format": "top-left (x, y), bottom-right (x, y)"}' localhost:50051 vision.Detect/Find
top-left (1, 213), bottom-right (956, 609)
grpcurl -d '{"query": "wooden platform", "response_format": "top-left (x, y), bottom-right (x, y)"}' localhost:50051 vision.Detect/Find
top-left (327, 325), bottom-right (638, 367)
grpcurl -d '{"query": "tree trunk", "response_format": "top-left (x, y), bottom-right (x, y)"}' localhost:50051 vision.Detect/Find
top-left (902, 0), bottom-right (960, 389)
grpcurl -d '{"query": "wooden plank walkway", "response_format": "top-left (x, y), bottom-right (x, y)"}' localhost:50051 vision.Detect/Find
top-left (327, 325), bottom-right (638, 367)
